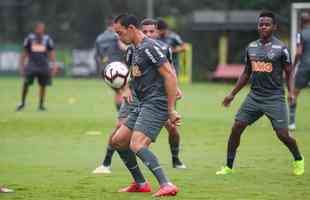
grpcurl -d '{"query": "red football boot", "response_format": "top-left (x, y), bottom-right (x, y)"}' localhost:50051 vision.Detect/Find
top-left (118, 181), bottom-right (152, 193)
top-left (153, 183), bottom-right (179, 197)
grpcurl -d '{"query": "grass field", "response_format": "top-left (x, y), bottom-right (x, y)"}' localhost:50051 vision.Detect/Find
top-left (0, 77), bottom-right (309, 200)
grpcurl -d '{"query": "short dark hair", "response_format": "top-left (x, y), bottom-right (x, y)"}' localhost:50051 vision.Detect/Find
top-left (258, 10), bottom-right (276, 25)
top-left (140, 18), bottom-right (158, 27)
top-left (157, 18), bottom-right (168, 30)
top-left (114, 14), bottom-right (139, 28)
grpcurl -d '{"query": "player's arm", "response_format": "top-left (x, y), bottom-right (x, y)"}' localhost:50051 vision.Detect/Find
top-left (46, 37), bottom-right (58, 76)
top-left (158, 62), bottom-right (180, 126)
top-left (94, 40), bottom-right (102, 69)
top-left (223, 48), bottom-right (252, 107)
top-left (19, 50), bottom-right (28, 76)
top-left (284, 63), bottom-right (295, 104)
top-left (282, 46), bottom-right (294, 104)
top-left (292, 33), bottom-right (304, 70)
top-left (48, 50), bottom-right (58, 76)
top-left (167, 46), bottom-right (182, 99)
top-left (172, 34), bottom-right (187, 53)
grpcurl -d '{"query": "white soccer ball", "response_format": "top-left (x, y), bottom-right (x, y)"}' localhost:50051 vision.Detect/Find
top-left (103, 61), bottom-right (129, 89)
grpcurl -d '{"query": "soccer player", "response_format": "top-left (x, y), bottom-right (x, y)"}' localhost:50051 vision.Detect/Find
top-left (92, 17), bottom-right (127, 173)
top-left (16, 22), bottom-right (58, 111)
top-left (141, 18), bottom-right (186, 169)
top-left (216, 11), bottom-right (304, 176)
top-left (157, 18), bottom-right (188, 76)
top-left (110, 14), bottom-right (180, 197)
top-left (94, 16), bottom-right (127, 110)
top-left (92, 18), bottom-right (186, 174)
top-left (289, 11), bottom-right (310, 130)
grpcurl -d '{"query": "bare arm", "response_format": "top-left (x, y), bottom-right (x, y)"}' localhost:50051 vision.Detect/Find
top-left (284, 63), bottom-right (295, 104)
top-left (48, 50), bottom-right (58, 76)
top-left (222, 68), bottom-right (251, 107)
top-left (159, 61), bottom-right (177, 112)
top-left (158, 61), bottom-right (180, 126)
top-left (19, 50), bottom-right (28, 76)
top-left (172, 43), bottom-right (187, 53)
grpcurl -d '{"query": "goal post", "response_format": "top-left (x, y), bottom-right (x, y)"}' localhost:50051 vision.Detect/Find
top-left (291, 3), bottom-right (310, 60)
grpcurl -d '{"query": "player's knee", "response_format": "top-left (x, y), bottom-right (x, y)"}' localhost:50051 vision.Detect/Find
top-left (111, 135), bottom-right (125, 150)
top-left (275, 129), bottom-right (290, 141)
top-left (129, 140), bottom-right (143, 153)
top-left (232, 121), bottom-right (247, 133)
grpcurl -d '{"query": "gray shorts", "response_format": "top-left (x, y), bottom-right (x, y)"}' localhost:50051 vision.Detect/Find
top-left (118, 94), bottom-right (139, 119)
top-left (295, 67), bottom-right (310, 89)
top-left (125, 100), bottom-right (168, 142)
top-left (236, 93), bottom-right (288, 129)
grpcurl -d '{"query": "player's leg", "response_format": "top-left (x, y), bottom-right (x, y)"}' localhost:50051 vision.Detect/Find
top-left (37, 71), bottom-right (51, 111)
top-left (288, 88), bottom-right (300, 130)
top-left (16, 73), bottom-right (34, 111)
top-left (165, 121), bottom-right (186, 169)
top-left (216, 120), bottom-right (248, 175)
top-left (265, 97), bottom-right (304, 175)
top-left (274, 128), bottom-right (304, 175)
top-left (38, 85), bottom-right (46, 110)
top-left (131, 103), bottom-right (178, 197)
top-left (217, 94), bottom-right (262, 175)
top-left (289, 69), bottom-right (310, 130)
top-left (111, 113), bottom-right (149, 192)
top-left (93, 119), bottom-right (124, 174)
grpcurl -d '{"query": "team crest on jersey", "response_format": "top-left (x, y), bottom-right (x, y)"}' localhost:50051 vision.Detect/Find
top-left (131, 65), bottom-right (142, 77)
top-left (267, 51), bottom-right (275, 60)
top-left (251, 61), bottom-right (273, 72)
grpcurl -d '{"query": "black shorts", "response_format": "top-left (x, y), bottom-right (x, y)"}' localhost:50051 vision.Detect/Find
top-left (295, 67), bottom-right (310, 89)
top-left (24, 70), bottom-right (51, 86)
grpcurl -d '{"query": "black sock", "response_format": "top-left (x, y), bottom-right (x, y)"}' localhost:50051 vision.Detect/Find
top-left (170, 141), bottom-right (180, 161)
top-left (226, 151), bottom-right (236, 169)
top-left (117, 149), bottom-right (146, 184)
top-left (102, 144), bottom-right (115, 167)
top-left (289, 102), bottom-right (297, 125)
top-left (136, 147), bottom-right (169, 186)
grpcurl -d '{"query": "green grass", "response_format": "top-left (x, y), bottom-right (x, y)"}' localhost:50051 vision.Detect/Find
top-left (0, 77), bottom-right (309, 200)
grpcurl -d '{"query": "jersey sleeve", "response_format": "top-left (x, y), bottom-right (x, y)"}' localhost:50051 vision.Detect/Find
top-left (143, 44), bottom-right (168, 68)
top-left (244, 47), bottom-right (252, 74)
top-left (47, 37), bottom-right (55, 51)
top-left (173, 33), bottom-right (183, 46)
top-left (23, 35), bottom-right (31, 51)
top-left (281, 46), bottom-right (291, 65)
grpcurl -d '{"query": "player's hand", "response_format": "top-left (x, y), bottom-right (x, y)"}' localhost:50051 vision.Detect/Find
top-left (51, 63), bottom-right (59, 76)
top-left (288, 93), bottom-right (295, 105)
top-left (222, 93), bottom-right (235, 107)
top-left (176, 87), bottom-right (183, 100)
top-left (169, 110), bottom-right (181, 127)
top-left (121, 87), bottom-right (133, 104)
